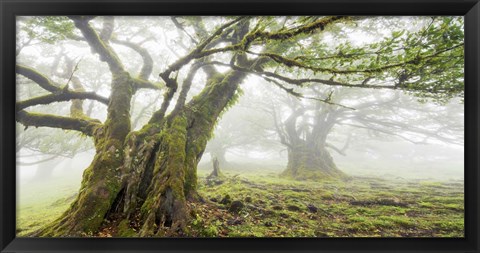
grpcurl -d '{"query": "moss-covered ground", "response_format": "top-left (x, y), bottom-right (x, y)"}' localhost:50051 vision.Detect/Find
top-left (17, 167), bottom-right (463, 237)
top-left (192, 168), bottom-right (464, 237)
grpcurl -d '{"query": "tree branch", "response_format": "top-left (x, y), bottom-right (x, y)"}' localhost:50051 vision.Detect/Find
top-left (159, 17), bottom-right (246, 78)
top-left (270, 105), bottom-right (291, 148)
top-left (100, 16), bottom-right (115, 42)
top-left (69, 16), bottom-right (124, 74)
top-left (206, 61), bottom-right (397, 90)
top-left (172, 62), bottom-right (204, 114)
top-left (247, 43), bottom-right (464, 75)
top-left (16, 91), bottom-right (109, 111)
top-left (16, 64), bottom-right (110, 110)
top-left (111, 38), bottom-right (153, 79)
top-left (240, 16), bottom-right (347, 50)
top-left (131, 77), bottom-right (163, 91)
top-left (17, 110), bottom-right (101, 137)
top-left (16, 64), bottom-right (61, 93)
top-left (325, 143), bottom-right (346, 156)
top-left (170, 17), bottom-right (198, 44)
top-left (18, 154), bottom-right (60, 166)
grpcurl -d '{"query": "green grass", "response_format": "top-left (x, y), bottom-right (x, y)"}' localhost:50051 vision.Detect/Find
top-left (17, 166), bottom-right (464, 237)
top-left (16, 176), bottom-right (80, 236)
top-left (195, 168), bottom-right (464, 237)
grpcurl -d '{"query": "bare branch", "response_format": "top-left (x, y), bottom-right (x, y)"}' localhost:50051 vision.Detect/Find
top-left (263, 76), bottom-right (356, 110)
top-left (16, 64), bottom-right (110, 110)
top-left (270, 105), bottom-right (291, 148)
top-left (16, 64), bottom-right (61, 93)
top-left (170, 17), bottom-right (198, 44)
top-left (18, 154), bottom-right (60, 166)
top-left (111, 38), bottom-right (154, 79)
top-left (159, 17), bottom-right (246, 77)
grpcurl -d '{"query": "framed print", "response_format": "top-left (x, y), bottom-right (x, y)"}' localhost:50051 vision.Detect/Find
top-left (1, 0), bottom-right (479, 252)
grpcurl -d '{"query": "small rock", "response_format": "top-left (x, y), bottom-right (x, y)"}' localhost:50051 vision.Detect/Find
top-left (206, 178), bottom-right (224, 186)
top-left (227, 217), bottom-right (244, 225)
top-left (220, 194), bottom-right (231, 205)
top-left (198, 195), bottom-right (206, 203)
top-left (245, 196), bottom-right (252, 203)
top-left (307, 204), bottom-right (318, 213)
top-left (286, 205), bottom-right (301, 212)
top-left (228, 200), bottom-right (244, 213)
top-left (315, 231), bottom-right (329, 237)
top-left (264, 221), bottom-right (273, 227)
top-left (246, 204), bottom-right (264, 213)
top-left (279, 213), bottom-right (290, 218)
top-left (272, 205), bottom-right (283, 210)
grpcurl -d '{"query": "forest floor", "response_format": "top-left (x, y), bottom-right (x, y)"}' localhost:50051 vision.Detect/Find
top-left (191, 167), bottom-right (464, 237)
top-left (16, 166), bottom-right (464, 237)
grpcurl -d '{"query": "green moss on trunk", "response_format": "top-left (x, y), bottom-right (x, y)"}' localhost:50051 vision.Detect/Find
top-left (281, 144), bottom-right (347, 181)
top-left (35, 58), bottom-right (249, 237)
top-left (34, 71), bottom-right (134, 237)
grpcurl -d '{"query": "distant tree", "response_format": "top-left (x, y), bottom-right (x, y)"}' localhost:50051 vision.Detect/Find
top-left (269, 86), bottom-right (463, 181)
top-left (204, 99), bottom-right (280, 169)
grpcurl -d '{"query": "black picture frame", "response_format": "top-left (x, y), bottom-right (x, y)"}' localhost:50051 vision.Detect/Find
top-left (1, 0), bottom-right (479, 252)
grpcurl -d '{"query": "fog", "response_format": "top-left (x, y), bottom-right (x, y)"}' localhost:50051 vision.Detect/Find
top-left (18, 80), bottom-right (463, 189)
top-left (16, 16), bottom-right (464, 196)
top-left (197, 80), bottom-right (464, 181)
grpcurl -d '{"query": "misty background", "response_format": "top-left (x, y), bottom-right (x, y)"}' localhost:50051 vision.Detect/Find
top-left (17, 78), bottom-right (464, 186)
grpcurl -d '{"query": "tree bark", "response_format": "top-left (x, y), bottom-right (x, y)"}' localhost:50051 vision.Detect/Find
top-left (123, 69), bottom-right (247, 236)
top-left (34, 71), bottom-right (134, 237)
top-left (278, 103), bottom-right (347, 181)
top-left (281, 141), bottom-right (346, 181)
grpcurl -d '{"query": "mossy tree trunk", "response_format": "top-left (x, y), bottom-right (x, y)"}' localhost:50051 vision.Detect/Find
top-left (281, 142), bottom-right (346, 180)
top-left (36, 69), bottom-right (134, 236)
top-left (119, 69), bottom-right (247, 236)
top-left (33, 66), bottom-right (246, 237)
top-left (26, 16), bottom-right (254, 237)
top-left (33, 62), bottom-right (249, 237)
top-left (276, 103), bottom-right (347, 181)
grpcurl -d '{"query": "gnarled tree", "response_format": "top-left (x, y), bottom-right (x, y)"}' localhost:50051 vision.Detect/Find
top-left (15, 16), bottom-right (463, 236)
top-left (270, 86), bottom-right (463, 181)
